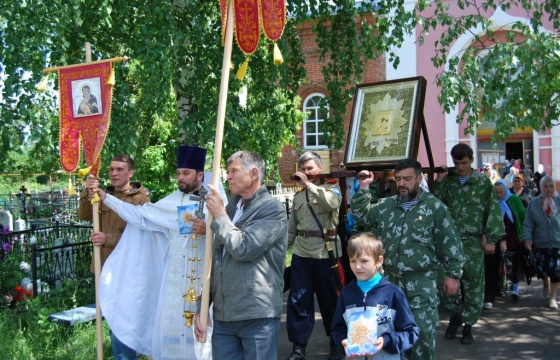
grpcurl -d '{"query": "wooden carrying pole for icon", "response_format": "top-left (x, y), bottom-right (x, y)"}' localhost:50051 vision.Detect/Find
top-left (198, 0), bottom-right (234, 343)
top-left (83, 42), bottom-right (104, 360)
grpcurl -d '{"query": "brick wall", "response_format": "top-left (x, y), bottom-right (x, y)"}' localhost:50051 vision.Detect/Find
top-left (278, 17), bottom-right (386, 184)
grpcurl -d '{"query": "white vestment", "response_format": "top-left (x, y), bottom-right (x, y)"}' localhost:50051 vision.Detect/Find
top-left (99, 175), bottom-right (226, 359)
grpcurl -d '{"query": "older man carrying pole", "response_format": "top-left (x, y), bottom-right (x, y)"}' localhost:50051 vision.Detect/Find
top-left (195, 151), bottom-right (288, 359)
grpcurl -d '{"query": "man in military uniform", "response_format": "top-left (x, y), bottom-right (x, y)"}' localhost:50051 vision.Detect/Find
top-left (286, 151), bottom-right (344, 360)
top-left (351, 158), bottom-right (464, 360)
top-left (435, 143), bottom-right (505, 345)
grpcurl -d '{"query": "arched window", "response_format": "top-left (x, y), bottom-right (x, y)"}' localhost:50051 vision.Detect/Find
top-left (303, 94), bottom-right (328, 149)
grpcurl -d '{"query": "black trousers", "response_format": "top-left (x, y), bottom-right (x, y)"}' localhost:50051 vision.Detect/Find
top-left (286, 254), bottom-right (339, 345)
top-left (484, 246), bottom-right (525, 302)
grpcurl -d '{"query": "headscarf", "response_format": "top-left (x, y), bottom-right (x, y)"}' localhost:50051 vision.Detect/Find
top-left (539, 176), bottom-right (557, 216)
top-left (508, 167), bottom-right (518, 183)
top-left (494, 179), bottom-right (513, 222)
top-left (483, 163), bottom-right (497, 182)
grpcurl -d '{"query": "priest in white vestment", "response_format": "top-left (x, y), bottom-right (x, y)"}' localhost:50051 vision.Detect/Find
top-left (98, 145), bottom-right (226, 360)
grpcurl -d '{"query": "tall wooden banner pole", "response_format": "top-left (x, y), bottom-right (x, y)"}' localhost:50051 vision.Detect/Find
top-left (199, 0), bottom-right (234, 343)
top-left (85, 41), bottom-right (104, 360)
top-left (93, 199), bottom-right (103, 360)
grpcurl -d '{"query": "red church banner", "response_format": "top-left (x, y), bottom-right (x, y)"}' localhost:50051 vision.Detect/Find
top-left (220, 0), bottom-right (286, 55)
top-left (234, 0), bottom-right (260, 55)
top-left (261, 0), bottom-right (285, 41)
top-left (58, 62), bottom-right (112, 175)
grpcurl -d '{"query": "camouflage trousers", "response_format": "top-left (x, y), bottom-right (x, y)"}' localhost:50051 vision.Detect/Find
top-left (440, 237), bottom-right (485, 325)
top-left (385, 270), bottom-right (438, 360)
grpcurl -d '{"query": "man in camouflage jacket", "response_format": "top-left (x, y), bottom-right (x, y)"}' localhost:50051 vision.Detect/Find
top-left (434, 143), bottom-right (505, 345)
top-left (351, 158), bottom-right (463, 360)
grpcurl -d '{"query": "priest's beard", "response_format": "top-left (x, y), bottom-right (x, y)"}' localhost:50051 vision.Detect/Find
top-left (398, 186), bottom-right (419, 202)
top-left (179, 181), bottom-right (200, 194)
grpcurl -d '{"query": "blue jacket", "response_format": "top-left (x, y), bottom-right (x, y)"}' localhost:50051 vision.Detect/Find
top-left (522, 196), bottom-right (560, 249)
top-left (331, 278), bottom-right (419, 359)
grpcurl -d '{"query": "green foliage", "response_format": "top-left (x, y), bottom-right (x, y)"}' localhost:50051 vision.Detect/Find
top-left (39, 278), bottom-right (96, 311)
top-left (1, 0), bottom-right (559, 182)
top-left (0, 275), bottom-right (107, 360)
top-left (288, 0), bottom-right (560, 144)
top-left (416, 0), bottom-right (560, 141)
top-left (0, 306), bottom-right (113, 360)
top-left (0, 177), bottom-right (68, 195)
top-left (1, 0), bottom-right (306, 186)
top-left (288, 0), bottom-right (416, 149)
top-left (0, 257), bottom-right (28, 308)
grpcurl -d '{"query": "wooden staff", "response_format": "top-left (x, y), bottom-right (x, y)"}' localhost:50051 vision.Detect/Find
top-left (83, 42), bottom-right (104, 360)
top-left (198, 0), bottom-right (234, 343)
top-left (92, 197), bottom-right (103, 360)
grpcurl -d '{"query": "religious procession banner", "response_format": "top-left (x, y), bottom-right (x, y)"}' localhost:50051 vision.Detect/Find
top-left (58, 62), bottom-right (113, 176)
top-left (219, 0), bottom-right (286, 79)
top-left (219, 0), bottom-right (285, 53)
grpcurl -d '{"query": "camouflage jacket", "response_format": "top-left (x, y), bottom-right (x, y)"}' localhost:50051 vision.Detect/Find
top-left (434, 169), bottom-right (505, 245)
top-left (351, 189), bottom-right (464, 279)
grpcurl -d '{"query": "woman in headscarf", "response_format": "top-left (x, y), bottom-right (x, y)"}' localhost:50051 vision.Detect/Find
top-left (484, 180), bottom-right (525, 308)
top-left (483, 163), bottom-right (500, 184)
top-left (509, 173), bottom-right (535, 208)
top-left (533, 164), bottom-right (547, 195)
top-left (523, 176), bottom-right (560, 309)
top-left (504, 166), bottom-right (518, 189)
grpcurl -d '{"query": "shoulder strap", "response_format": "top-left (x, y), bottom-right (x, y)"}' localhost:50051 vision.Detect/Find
top-left (305, 189), bottom-right (324, 237)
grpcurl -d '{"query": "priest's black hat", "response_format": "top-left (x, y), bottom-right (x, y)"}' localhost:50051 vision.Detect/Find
top-left (177, 145), bottom-right (206, 171)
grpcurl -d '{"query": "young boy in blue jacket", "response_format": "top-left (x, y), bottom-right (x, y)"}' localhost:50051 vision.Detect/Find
top-left (331, 232), bottom-right (419, 359)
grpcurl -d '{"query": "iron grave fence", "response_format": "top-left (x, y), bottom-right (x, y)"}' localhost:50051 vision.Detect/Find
top-left (1, 221), bottom-right (93, 297)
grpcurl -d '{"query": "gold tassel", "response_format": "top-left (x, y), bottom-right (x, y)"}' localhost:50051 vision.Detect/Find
top-left (106, 66), bottom-right (115, 86)
top-left (236, 58), bottom-right (249, 81)
top-left (36, 75), bottom-right (49, 92)
top-left (273, 43), bottom-right (283, 65)
top-left (78, 166), bottom-right (92, 178)
top-left (68, 176), bottom-right (77, 196)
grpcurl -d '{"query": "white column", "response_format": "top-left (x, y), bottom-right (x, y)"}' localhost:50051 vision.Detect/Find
top-left (552, 123), bottom-right (560, 181)
top-left (533, 130), bottom-right (540, 171)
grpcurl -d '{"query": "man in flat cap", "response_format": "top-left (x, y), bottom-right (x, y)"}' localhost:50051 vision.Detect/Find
top-left (93, 145), bottom-right (227, 360)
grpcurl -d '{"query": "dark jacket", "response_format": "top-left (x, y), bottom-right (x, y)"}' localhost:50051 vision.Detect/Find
top-left (509, 186), bottom-right (536, 209)
top-left (331, 278), bottom-right (419, 359)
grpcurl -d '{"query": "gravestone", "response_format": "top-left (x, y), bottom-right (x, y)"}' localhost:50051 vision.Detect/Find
top-left (14, 218), bottom-right (26, 231)
top-left (0, 210), bottom-right (13, 231)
